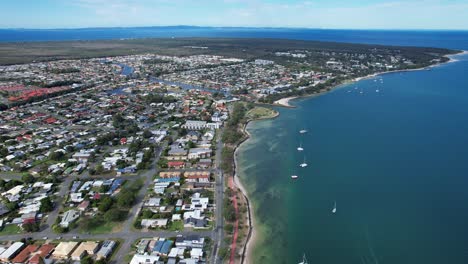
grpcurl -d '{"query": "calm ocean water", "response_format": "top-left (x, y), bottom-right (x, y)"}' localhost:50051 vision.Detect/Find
top-left (237, 31), bottom-right (468, 263)
top-left (2, 27), bottom-right (468, 263)
top-left (1, 27), bottom-right (467, 49)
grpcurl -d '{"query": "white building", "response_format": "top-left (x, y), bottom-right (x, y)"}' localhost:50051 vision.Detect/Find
top-left (60, 209), bottom-right (80, 227)
top-left (182, 120), bottom-right (207, 130)
top-left (130, 254), bottom-right (159, 264)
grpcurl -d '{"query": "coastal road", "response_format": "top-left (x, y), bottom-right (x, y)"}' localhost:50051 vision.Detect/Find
top-left (211, 127), bottom-right (226, 264)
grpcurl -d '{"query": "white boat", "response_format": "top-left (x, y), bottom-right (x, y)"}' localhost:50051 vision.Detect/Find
top-left (376, 89), bottom-right (380, 92)
top-left (291, 175), bottom-right (298, 180)
top-left (299, 129), bottom-right (307, 134)
top-left (300, 157), bottom-right (308, 168)
top-left (332, 201), bottom-right (337, 213)
top-left (298, 254), bottom-right (308, 264)
top-left (297, 144), bottom-right (304, 151)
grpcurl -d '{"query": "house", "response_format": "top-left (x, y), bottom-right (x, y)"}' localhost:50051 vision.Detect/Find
top-left (197, 159), bottom-right (212, 169)
top-left (188, 148), bottom-right (211, 159)
top-left (21, 212), bottom-right (37, 225)
top-left (72, 152), bottom-right (91, 163)
top-left (71, 241), bottom-right (99, 261)
top-left (144, 198), bottom-right (161, 207)
top-left (168, 247), bottom-right (185, 259)
top-left (159, 171), bottom-right (181, 179)
top-left (28, 244), bottom-right (55, 264)
top-left (52, 242), bottom-right (79, 259)
top-left (190, 248), bottom-right (203, 260)
top-left (11, 244), bottom-right (38, 264)
top-left (167, 145), bottom-right (187, 157)
top-left (184, 171), bottom-right (210, 183)
top-left (0, 242), bottom-right (24, 262)
top-left (186, 131), bottom-right (201, 141)
top-left (182, 120), bottom-right (207, 130)
top-left (70, 192), bottom-right (84, 203)
top-left (60, 209), bottom-right (80, 227)
top-left (96, 240), bottom-right (115, 260)
top-left (130, 254), bottom-right (159, 264)
top-left (141, 219), bottom-right (168, 228)
top-left (77, 200), bottom-right (90, 211)
top-left (152, 239), bottom-right (172, 256)
top-left (167, 161), bottom-right (185, 169)
top-left (136, 240), bottom-right (150, 254)
top-left (184, 217), bottom-right (208, 229)
top-left (175, 235), bottom-right (205, 249)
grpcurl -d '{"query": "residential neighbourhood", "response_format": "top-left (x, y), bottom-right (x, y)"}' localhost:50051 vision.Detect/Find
top-left (0, 42), bottom-right (438, 264)
top-left (0, 239), bottom-right (117, 263)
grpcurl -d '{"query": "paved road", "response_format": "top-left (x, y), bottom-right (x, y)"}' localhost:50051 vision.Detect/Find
top-left (43, 176), bottom-right (74, 231)
top-left (211, 128), bottom-right (225, 264)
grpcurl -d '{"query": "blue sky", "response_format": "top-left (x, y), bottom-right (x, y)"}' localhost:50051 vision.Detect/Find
top-left (1, 0), bottom-right (467, 29)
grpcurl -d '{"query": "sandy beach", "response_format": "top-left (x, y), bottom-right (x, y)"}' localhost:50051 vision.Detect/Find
top-left (233, 121), bottom-right (257, 264)
top-left (273, 96), bottom-right (298, 107)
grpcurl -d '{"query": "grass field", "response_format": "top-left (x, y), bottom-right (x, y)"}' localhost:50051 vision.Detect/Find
top-left (80, 221), bottom-right (123, 235)
top-left (246, 107), bottom-right (278, 120)
top-left (0, 224), bottom-right (22, 236)
top-left (168, 220), bottom-right (184, 231)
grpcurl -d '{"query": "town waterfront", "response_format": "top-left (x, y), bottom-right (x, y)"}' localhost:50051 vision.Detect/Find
top-left (238, 46), bottom-right (468, 263)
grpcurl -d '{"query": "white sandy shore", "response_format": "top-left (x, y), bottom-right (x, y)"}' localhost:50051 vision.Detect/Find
top-left (273, 51), bottom-right (466, 107)
top-left (273, 96), bottom-right (298, 107)
top-left (233, 122), bottom-right (257, 264)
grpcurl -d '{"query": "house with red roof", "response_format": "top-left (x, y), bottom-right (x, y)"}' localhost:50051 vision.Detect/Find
top-left (11, 244), bottom-right (38, 264)
top-left (168, 161), bottom-right (185, 169)
top-left (28, 244), bottom-right (54, 264)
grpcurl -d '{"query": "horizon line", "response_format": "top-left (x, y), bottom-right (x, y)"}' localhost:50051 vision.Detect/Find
top-left (1, 25), bottom-right (467, 32)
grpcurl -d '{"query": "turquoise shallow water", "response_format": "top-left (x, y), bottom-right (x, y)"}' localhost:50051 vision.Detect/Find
top-left (238, 52), bottom-right (468, 264)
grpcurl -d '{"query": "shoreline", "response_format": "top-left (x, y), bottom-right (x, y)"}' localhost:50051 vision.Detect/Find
top-left (231, 50), bottom-right (466, 263)
top-left (273, 50), bottom-right (466, 107)
top-left (232, 110), bottom-right (279, 264)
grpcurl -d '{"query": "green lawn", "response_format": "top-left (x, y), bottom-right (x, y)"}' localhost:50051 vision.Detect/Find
top-left (0, 225), bottom-right (22, 236)
top-left (80, 221), bottom-right (122, 234)
top-left (168, 221), bottom-right (184, 231)
top-left (246, 107), bottom-right (278, 120)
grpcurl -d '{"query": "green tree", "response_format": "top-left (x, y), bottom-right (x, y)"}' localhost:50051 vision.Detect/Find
top-left (0, 146), bottom-right (8, 158)
top-left (22, 174), bottom-right (35, 184)
top-left (95, 164), bottom-right (104, 175)
top-left (187, 140), bottom-right (196, 149)
top-left (49, 150), bottom-right (64, 161)
top-left (40, 197), bottom-right (54, 213)
top-left (23, 222), bottom-right (40, 232)
top-left (116, 191), bottom-right (135, 207)
top-left (81, 254), bottom-right (94, 264)
top-left (98, 196), bottom-right (113, 212)
top-left (143, 129), bottom-right (153, 139)
top-left (104, 208), bottom-right (127, 222)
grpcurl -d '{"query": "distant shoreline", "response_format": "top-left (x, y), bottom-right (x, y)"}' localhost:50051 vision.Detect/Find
top-left (274, 50), bottom-right (466, 107)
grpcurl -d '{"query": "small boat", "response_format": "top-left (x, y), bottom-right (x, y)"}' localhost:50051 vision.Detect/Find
top-left (298, 254), bottom-right (308, 264)
top-left (291, 175), bottom-right (299, 180)
top-left (300, 157), bottom-right (308, 168)
top-left (376, 89), bottom-right (380, 93)
top-left (332, 201), bottom-right (337, 214)
top-left (299, 129), bottom-right (307, 134)
top-left (297, 143), bottom-right (304, 151)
